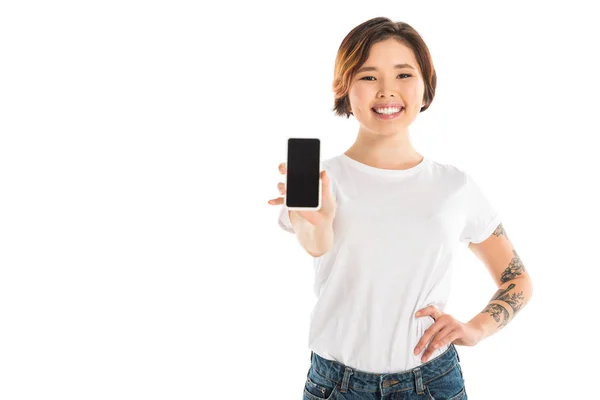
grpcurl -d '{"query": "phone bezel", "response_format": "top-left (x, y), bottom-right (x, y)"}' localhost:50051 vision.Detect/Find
top-left (284, 137), bottom-right (322, 211)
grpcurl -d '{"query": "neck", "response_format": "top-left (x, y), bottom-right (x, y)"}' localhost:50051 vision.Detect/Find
top-left (345, 131), bottom-right (423, 170)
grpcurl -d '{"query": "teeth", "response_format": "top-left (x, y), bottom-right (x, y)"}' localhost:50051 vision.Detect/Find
top-left (374, 107), bottom-right (403, 115)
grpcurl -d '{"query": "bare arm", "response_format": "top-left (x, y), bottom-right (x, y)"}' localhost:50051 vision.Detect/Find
top-left (468, 223), bottom-right (534, 340)
top-left (289, 210), bottom-right (334, 257)
top-left (269, 162), bottom-right (337, 257)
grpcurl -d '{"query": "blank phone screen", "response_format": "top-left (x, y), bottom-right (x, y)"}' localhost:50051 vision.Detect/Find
top-left (285, 138), bottom-right (320, 208)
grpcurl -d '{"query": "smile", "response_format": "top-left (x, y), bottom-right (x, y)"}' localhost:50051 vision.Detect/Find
top-left (371, 107), bottom-right (404, 120)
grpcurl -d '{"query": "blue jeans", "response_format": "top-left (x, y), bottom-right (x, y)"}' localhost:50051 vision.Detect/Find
top-left (303, 344), bottom-right (467, 399)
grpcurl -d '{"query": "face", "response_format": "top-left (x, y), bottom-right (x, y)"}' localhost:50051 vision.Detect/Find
top-left (348, 38), bottom-right (426, 136)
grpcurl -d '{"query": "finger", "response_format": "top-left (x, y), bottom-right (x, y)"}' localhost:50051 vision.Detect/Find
top-left (414, 329), bottom-right (437, 356)
top-left (415, 305), bottom-right (441, 320)
top-left (430, 327), bottom-right (459, 351)
top-left (422, 327), bottom-right (455, 361)
top-left (268, 197), bottom-right (284, 205)
top-left (278, 163), bottom-right (287, 174)
top-left (414, 319), bottom-right (447, 355)
top-left (278, 182), bottom-right (286, 195)
top-left (415, 307), bottom-right (431, 317)
top-left (321, 170), bottom-right (329, 185)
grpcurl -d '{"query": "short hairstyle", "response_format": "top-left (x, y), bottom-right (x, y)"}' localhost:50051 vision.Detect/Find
top-left (332, 17), bottom-right (437, 118)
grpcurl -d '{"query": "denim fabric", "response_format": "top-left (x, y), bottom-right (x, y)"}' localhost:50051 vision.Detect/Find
top-left (303, 344), bottom-right (467, 400)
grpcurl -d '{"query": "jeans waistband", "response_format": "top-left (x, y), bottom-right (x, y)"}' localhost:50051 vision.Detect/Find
top-left (309, 343), bottom-right (461, 395)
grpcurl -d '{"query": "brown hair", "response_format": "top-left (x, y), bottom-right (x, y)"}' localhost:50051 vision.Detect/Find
top-left (332, 17), bottom-right (437, 118)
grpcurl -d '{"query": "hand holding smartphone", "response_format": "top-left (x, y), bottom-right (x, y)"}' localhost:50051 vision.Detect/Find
top-left (267, 138), bottom-right (337, 227)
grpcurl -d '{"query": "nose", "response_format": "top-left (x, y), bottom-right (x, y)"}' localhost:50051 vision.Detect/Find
top-left (376, 78), bottom-right (398, 98)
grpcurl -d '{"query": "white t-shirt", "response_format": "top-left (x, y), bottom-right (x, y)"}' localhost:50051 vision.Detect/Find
top-left (278, 153), bottom-right (502, 374)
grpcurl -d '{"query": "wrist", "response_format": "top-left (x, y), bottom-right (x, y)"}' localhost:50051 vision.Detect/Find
top-left (468, 316), bottom-right (489, 343)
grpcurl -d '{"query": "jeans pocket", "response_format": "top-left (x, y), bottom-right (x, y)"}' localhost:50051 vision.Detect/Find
top-left (303, 367), bottom-right (339, 400)
top-left (424, 363), bottom-right (466, 400)
top-left (425, 385), bottom-right (466, 400)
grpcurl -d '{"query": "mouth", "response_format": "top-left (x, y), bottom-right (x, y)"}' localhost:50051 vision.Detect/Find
top-left (371, 106), bottom-right (405, 119)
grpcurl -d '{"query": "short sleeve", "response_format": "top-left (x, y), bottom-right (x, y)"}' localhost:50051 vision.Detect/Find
top-left (278, 205), bottom-right (295, 234)
top-left (459, 172), bottom-right (502, 244)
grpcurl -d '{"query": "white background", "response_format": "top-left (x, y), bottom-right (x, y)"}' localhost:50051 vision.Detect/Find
top-left (1, 1), bottom-right (598, 399)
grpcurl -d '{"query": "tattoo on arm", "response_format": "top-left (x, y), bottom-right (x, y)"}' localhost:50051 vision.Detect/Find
top-left (482, 303), bottom-right (510, 329)
top-left (481, 282), bottom-right (525, 329)
top-left (492, 224), bottom-right (527, 282)
top-left (500, 249), bottom-right (526, 282)
top-left (493, 223), bottom-right (507, 238)
top-left (491, 283), bottom-right (525, 315)
top-left (481, 223), bottom-right (528, 330)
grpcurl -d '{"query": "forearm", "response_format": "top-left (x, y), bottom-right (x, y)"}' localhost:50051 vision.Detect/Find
top-left (469, 276), bottom-right (533, 341)
top-left (290, 211), bottom-right (334, 257)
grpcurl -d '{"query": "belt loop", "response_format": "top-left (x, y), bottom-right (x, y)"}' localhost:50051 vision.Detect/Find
top-left (413, 367), bottom-right (424, 394)
top-left (340, 367), bottom-right (353, 393)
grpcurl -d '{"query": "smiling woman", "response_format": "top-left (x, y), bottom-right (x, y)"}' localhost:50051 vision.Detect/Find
top-left (332, 18), bottom-right (437, 120)
top-left (268, 16), bottom-right (531, 400)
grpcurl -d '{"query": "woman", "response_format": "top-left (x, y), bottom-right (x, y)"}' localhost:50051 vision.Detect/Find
top-left (268, 17), bottom-right (533, 400)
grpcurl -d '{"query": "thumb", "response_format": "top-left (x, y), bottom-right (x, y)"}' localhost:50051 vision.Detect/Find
top-left (321, 170), bottom-right (329, 186)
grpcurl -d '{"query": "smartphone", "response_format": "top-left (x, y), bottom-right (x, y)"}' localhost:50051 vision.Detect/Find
top-left (285, 138), bottom-right (321, 210)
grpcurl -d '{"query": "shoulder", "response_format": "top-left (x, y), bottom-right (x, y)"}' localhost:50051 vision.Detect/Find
top-left (321, 154), bottom-right (346, 180)
top-left (322, 154), bottom-right (345, 170)
top-left (425, 158), bottom-right (468, 186)
top-left (319, 155), bottom-right (346, 195)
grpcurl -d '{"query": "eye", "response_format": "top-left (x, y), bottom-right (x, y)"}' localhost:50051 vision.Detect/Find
top-left (359, 73), bottom-right (412, 81)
